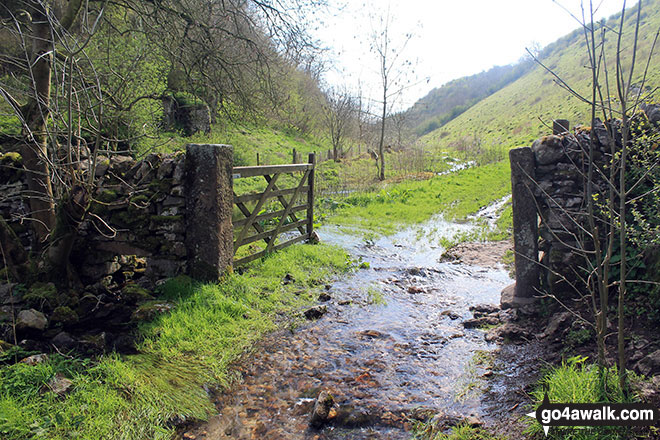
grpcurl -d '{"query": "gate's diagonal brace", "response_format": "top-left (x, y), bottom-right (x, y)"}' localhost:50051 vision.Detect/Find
top-left (234, 173), bottom-right (280, 253)
top-left (263, 173), bottom-right (307, 236)
top-left (265, 170), bottom-right (310, 253)
top-left (233, 191), bottom-right (272, 246)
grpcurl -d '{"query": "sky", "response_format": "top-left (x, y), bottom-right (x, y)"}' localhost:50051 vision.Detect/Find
top-left (312, 0), bottom-right (637, 112)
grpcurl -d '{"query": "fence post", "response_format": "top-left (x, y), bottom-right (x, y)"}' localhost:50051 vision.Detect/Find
top-left (185, 144), bottom-right (234, 280)
top-left (553, 119), bottom-right (570, 135)
top-left (307, 153), bottom-right (316, 240)
top-left (256, 152), bottom-right (260, 166)
top-left (503, 146), bottom-right (539, 308)
top-left (292, 148), bottom-right (298, 163)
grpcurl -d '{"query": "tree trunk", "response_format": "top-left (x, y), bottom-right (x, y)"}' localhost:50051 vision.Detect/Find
top-left (378, 93), bottom-right (386, 181)
top-left (21, 6), bottom-right (56, 246)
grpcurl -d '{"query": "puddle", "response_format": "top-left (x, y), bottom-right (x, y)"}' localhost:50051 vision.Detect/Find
top-left (183, 212), bottom-right (532, 439)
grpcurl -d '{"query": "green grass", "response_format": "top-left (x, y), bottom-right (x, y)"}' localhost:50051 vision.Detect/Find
top-left (413, 421), bottom-right (506, 440)
top-left (0, 243), bottom-right (351, 440)
top-left (320, 160), bottom-right (512, 237)
top-left (525, 357), bottom-right (641, 440)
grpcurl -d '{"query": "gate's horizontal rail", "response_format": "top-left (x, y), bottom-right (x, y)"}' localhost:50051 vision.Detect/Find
top-left (233, 204), bottom-right (307, 229)
top-left (234, 186), bottom-right (309, 204)
top-left (233, 163), bottom-right (312, 178)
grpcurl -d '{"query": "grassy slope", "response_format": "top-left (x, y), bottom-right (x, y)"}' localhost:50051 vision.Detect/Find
top-left (0, 244), bottom-right (351, 440)
top-left (419, 0), bottom-right (660, 151)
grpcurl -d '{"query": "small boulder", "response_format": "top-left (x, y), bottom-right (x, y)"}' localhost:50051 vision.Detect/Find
top-left (318, 292), bottom-right (332, 302)
top-left (16, 309), bottom-right (48, 331)
top-left (310, 391), bottom-right (335, 428)
top-left (304, 305), bottom-right (327, 320)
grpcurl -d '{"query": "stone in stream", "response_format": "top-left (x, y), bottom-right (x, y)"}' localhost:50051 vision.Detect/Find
top-left (310, 391), bottom-right (335, 428)
top-left (469, 303), bottom-right (499, 316)
top-left (318, 292), bottom-right (332, 302)
top-left (485, 323), bottom-right (532, 343)
top-left (441, 310), bottom-right (460, 320)
top-left (462, 316), bottom-right (500, 329)
top-left (304, 305), bottom-right (327, 320)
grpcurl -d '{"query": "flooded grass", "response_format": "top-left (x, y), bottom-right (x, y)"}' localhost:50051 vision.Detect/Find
top-left (320, 160), bottom-right (511, 238)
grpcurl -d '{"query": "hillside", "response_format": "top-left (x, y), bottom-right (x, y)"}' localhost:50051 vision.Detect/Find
top-left (418, 0), bottom-right (660, 151)
top-left (406, 61), bottom-right (533, 136)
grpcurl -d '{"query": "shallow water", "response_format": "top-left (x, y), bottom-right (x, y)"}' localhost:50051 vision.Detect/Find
top-left (185, 213), bottom-right (523, 439)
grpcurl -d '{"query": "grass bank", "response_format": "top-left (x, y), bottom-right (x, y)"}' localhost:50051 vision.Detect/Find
top-left (0, 244), bottom-right (351, 440)
top-left (319, 160), bottom-right (512, 239)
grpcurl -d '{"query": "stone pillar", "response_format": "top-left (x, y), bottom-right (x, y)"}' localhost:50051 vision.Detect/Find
top-left (184, 144), bottom-right (233, 280)
top-left (503, 147), bottom-right (539, 308)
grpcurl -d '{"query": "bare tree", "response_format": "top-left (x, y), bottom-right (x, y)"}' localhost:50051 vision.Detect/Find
top-left (322, 87), bottom-right (354, 161)
top-left (369, 5), bottom-right (413, 181)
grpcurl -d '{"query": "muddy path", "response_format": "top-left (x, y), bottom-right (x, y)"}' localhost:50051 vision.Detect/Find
top-left (182, 215), bottom-right (543, 440)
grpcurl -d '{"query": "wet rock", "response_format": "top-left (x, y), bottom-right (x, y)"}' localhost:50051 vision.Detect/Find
top-left (304, 305), bottom-right (327, 320)
top-left (464, 415), bottom-right (484, 427)
top-left (463, 316), bottom-right (500, 329)
top-left (539, 311), bottom-right (572, 339)
top-left (16, 309), bottom-right (48, 331)
top-left (318, 292), bottom-right (332, 302)
top-left (310, 391), bottom-right (335, 428)
top-left (334, 406), bottom-right (375, 428)
top-left (19, 354), bottom-right (48, 365)
top-left (634, 350), bottom-right (660, 377)
top-left (407, 286), bottom-right (425, 294)
top-left (338, 300), bottom-right (352, 306)
top-left (282, 273), bottom-right (295, 285)
top-left (45, 373), bottom-right (73, 396)
top-left (485, 323), bottom-right (532, 343)
top-left (440, 310), bottom-right (460, 320)
top-left (357, 329), bottom-right (389, 339)
top-left (469, 303), bottom-right (499, 315)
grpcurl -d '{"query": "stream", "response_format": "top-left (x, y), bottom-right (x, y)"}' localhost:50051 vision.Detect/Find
top-left (182, 212), bottom-right (539, 440)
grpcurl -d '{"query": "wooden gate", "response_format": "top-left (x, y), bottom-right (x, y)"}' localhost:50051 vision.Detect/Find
top-left (232, 153), bottom-right (315, 266)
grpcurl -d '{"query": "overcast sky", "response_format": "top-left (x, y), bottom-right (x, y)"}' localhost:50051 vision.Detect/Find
top-left (312, 0), bottom-right (637, 112)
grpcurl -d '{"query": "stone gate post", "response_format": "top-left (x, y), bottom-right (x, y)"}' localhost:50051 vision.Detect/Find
top-left (184, 144), bottom-right (234, 280)
top-left (503, 146), bottom-right (539, 308)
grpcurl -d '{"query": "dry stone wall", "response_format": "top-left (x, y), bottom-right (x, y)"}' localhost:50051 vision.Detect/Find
top-left (509, 111), bottom-right (659, 303)
top-left (0, 144), bottom-right (233, 289)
